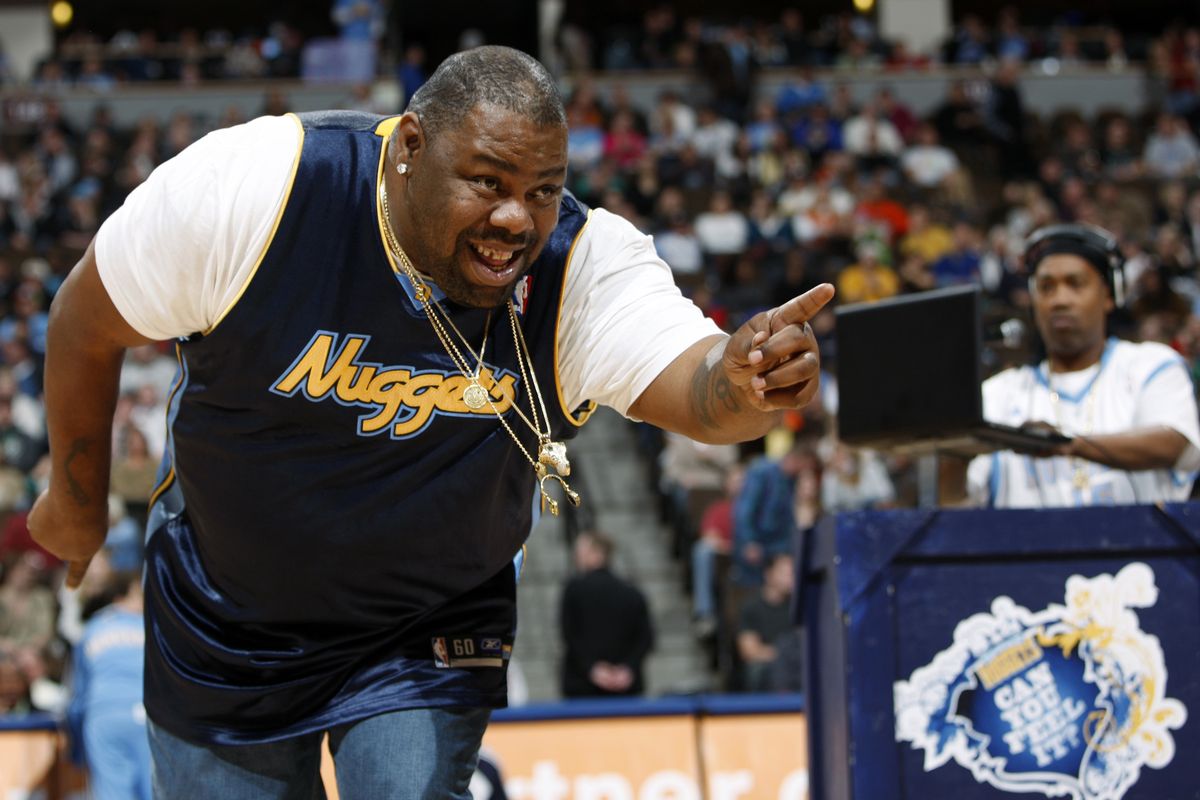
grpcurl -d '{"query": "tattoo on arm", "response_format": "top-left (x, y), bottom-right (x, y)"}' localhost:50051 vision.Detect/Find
top-left (64, 437), bottom-right (92, 506)
top-left (691, 359), bottom-right (743, 429)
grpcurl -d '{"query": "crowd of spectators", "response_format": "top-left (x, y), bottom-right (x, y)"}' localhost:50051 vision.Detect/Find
top-left (3, 9), bottom-right (1200, 722)
top-left (0, 6), bottom-right (1175, 97)
top-left (566, 6), bottom-right (1157, 94)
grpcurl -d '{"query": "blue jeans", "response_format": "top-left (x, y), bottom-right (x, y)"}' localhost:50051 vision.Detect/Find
top-left (691, 539), bottom-right (719, 619)
top-left (148, 707), bottom-right (491, 799)
top-left (84, 707), bottom-right (152, 800)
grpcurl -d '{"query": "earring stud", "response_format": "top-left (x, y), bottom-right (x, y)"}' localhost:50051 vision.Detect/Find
top-left (397, 162), bottom-right (409, 175)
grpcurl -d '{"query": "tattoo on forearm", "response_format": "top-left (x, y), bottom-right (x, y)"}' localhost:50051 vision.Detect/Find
top-left (64, 438), bottom-right (92, 506)
top-left (691, 360), bottom-right (743, 429)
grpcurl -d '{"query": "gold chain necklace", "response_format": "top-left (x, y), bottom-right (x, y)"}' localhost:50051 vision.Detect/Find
top-left (1047, 366), bottom-right (1097, 491)
top-left (378, 174), bottom-right (581, 515)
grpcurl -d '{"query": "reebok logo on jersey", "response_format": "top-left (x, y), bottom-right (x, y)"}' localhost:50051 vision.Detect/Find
top-left (271, 331), bottom-right (518, 438)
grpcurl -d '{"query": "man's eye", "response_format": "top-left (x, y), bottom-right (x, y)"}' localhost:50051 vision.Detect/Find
top-left (533, 186), bottom-right (562, 202)
top-left (475, 177), bottom-right (499, 191)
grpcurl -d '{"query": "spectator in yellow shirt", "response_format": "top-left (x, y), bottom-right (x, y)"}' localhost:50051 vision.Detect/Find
top-left (899, 204), bottom-right (954, 263)
top-left (838, 240), bottom-right (900, 304)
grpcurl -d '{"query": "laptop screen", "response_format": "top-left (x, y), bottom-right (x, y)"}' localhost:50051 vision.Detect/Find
top-left (835, 285), bottom-right (983, 446)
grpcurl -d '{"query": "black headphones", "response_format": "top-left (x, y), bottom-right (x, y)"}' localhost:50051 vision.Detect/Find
top-left (1024, 223), bottom-right (1126, 308)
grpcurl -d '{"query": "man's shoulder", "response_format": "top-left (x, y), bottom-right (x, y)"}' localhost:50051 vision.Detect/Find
top-left (1110, 337), bottom-right (1179, 362)
top-left (580, 567), bottom-right (644, 599)
top-left (563, 203), bottom-right (653, 263)
top-left (295, 110), bottom-right (387, 132)
top-left (1108, 338), bottom-right (1186, 380)
top-left (744, 456), bottom-right (780, 478)
top-left (982, 363), bottom-right (1034, 398)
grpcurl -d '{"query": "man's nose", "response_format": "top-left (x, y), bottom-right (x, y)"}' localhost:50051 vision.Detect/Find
top-left (490, 198), bottom-right (534, 238)
top-left (1045, 287), bottom-right (1073, 307)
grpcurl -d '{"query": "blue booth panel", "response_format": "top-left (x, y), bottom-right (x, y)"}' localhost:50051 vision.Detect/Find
top-left (802, 504), bottom-right (1200, 800)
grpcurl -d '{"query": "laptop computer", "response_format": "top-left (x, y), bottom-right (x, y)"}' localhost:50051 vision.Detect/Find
top-left (834, 285), bottom-right (1070, 456)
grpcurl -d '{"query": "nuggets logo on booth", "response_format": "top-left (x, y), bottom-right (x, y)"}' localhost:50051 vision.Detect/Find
top-left (894, 563), bottom-right (1186, 800)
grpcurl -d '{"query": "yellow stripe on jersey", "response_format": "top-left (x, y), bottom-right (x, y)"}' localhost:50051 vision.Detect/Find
top-left (554, 209), bottom-right (597, 427)
top-left (204, 113), bottom-right (306, 336)
top-left (148, 343), bottom-right (186, 509)
top-left (374, 117), bottom-right (403, 277)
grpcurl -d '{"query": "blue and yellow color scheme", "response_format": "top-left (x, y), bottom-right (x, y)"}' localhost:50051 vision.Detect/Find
top-left (142, 111), bottom-right (590, 745)
top-left (894, 562), bottom-right (1187, 800)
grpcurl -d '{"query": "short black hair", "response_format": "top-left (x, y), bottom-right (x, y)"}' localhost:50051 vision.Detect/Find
top-left (578, 530), bottom-right (615, 561)
top-left (406, 46), bottom-right (565, 140)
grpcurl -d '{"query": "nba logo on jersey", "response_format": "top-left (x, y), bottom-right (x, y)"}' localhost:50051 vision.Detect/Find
top-left (513, 276), bottom-right (532, 315)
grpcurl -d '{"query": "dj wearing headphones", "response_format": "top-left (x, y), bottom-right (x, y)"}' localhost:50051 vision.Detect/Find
top-left (961, 223), bottom-right (1200, 507)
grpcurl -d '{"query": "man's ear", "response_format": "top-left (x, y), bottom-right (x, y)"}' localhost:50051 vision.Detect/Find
top-left (394, 111), bottom-right (424, 168)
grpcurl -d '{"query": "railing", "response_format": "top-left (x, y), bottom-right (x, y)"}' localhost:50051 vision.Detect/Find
top-left (0, 63), bottom-right (1159, 131)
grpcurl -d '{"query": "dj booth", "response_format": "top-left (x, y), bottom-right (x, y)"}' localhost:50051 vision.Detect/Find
top-left (800, 503), bottom-right (1200, 800)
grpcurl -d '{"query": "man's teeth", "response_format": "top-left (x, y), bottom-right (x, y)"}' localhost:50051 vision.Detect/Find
top-left (473, 244), bottom-right (515, 262)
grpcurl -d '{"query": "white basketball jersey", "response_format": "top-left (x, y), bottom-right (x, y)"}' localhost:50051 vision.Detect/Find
top-left (967, 339), bottom-right (1200, 508)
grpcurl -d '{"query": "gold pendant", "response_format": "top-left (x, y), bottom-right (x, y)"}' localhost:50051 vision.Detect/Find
top-left (463, 382), bottom-right (488, 410)
top-left (538, 472), bottom-right (581, 517)
top-left (1073, 469), bottom-right (1089, 490)
top-left (538, 440), bottom-right (571, 476)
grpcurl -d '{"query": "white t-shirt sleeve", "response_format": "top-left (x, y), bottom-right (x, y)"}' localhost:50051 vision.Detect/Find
top-left (95, 114), bottom-right (302, 340)
top-left (1131, 344), bottom-right (1200, 472)
top-left (558, 208), bottom-right (722, 416)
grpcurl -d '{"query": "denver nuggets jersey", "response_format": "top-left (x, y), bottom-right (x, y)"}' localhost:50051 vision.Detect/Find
top-left (967, 339), bottom-right (1200, 507)
top-left (142, 112), bottom-right (592, 743)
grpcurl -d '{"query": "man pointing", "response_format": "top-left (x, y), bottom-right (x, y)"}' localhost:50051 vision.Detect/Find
top-left (31, 46), bottom-right (830, 798)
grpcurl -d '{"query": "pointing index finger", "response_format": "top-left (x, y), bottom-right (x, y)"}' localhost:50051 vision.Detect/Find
top-left (769, 283), bottom-right (836, 332)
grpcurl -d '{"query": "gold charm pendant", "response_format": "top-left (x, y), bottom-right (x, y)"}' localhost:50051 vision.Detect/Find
top-left (538, 440), bottom-right (571, 476)
top-left (538, 473), bottom-right (581, 517)
top-left (1073, 469), bottom-right (1089, 490)
top-left (463, 382), bottom-right (488, 410)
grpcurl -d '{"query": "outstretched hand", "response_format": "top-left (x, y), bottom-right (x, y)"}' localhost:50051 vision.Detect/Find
top-left (723, 283), bottom-right (835, 411)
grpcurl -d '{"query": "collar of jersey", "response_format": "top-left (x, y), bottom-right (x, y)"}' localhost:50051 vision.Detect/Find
top-left (394, 270), bottom-right (447, 312)
top-left (1033, 337), bottom-right (1117, 404)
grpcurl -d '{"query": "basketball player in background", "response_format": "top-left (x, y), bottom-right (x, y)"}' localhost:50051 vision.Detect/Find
top-left (950, 223), bottom-right (1200, 507)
